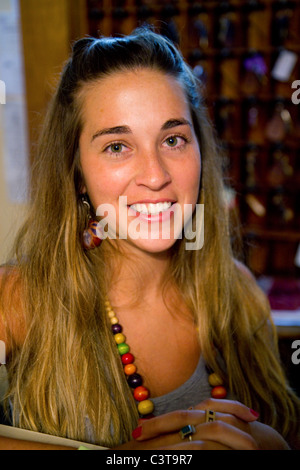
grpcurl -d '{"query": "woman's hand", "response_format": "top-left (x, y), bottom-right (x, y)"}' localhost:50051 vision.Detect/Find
top-left (114, 399), bottom-right (290, 450)
top-left (114, 399), bottom-right (262, 450)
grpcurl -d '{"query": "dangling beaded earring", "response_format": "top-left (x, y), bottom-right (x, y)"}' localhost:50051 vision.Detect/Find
top-left (81, 195), bottom-right (102, 250)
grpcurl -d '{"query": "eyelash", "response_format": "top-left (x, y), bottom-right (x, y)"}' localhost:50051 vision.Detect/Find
top-left (102, 134), bottom-right (190, 156)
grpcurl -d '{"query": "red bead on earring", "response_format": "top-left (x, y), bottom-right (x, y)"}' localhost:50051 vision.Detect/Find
top-left (81, 194), bottom-right (103, 250)
top-left (83, 219), bottom-right (102, 250)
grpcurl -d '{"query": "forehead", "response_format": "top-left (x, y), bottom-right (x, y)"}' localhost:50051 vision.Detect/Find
top-left (78, 68), bottom-right (191, 128)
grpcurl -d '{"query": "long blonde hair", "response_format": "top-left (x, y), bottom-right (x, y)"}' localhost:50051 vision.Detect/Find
top-left (1, 27), bottom-right (299, 447)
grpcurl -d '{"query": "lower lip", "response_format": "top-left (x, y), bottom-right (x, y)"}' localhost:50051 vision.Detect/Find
top-left (128, 204), bottom-right (175, 223)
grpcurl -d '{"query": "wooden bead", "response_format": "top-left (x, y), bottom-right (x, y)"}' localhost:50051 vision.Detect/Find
top-left (208, 372), bottom-right (223, 387)
top-left (124, 364), bottom-right (136, 376)
top-left (211, 385), bottom-right (227, 399)
top-left (121, 353), bottom-right (134, 365)
top-left (117, 343), bottom-right (130, 355)
top-left (114, 333), bottom-right (126, 344)
top-left (137, 399), bottom-right (154, 415)
top-left (110, 316), bottom-right (119, 325)
top-left (112, 324), bottom-right (122, 334)
top-left (133, 386), bottom-right (149, 402)
top-left (128, 373), bottom-right (142, 388)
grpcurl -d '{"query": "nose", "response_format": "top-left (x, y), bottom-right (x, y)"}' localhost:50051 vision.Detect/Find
top-left (134, 150), bottom-right (172, 190)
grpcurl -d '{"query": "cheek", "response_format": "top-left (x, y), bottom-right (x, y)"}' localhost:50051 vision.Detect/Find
top-left (178, 155), bottom-right (201, 200)
top-left (81, 162), bottom-right (132, 208)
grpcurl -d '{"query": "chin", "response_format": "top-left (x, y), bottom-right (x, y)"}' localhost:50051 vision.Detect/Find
top-left (126, 237), bottom-right (179, 255)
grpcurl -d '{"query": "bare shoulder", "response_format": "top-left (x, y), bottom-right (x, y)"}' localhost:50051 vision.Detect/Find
top-left (0, 266), bottom-right (25, 356)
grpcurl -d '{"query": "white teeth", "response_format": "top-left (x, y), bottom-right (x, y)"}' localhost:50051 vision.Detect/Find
top-left (130, 201), bottom-right (172, 215)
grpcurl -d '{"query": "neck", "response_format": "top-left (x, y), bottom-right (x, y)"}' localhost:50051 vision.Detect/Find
top-left (102, 240), bottom-right (174, 309)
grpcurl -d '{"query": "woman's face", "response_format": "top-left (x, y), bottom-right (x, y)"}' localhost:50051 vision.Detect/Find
top-left (79, 68), bottom-right (201, 254)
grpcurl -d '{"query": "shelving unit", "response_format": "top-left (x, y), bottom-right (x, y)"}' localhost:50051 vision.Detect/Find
top-left (86, 0), bottom-right (300, 278)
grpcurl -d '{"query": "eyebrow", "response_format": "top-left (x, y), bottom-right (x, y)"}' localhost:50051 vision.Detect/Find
top-left (91, 125), bottom-right (131, 142)
top-left (91, 118), bottom-right (192, 142)
top-left (161, 118), bottom-right (192, 130)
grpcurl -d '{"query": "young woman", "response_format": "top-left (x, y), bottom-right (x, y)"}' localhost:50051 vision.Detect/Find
top-left (0, 27), bottom-right (299, 450)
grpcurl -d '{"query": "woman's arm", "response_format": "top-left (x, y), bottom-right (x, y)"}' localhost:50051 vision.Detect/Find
top-left (0, 266), bottom-right (26, 357)
top-left (0, 424), bottom-right (108, 450)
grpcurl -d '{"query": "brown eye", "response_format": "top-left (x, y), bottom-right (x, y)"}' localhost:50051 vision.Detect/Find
top-left (110, 143), bottom-right (123, 153)
top-left (166, 136), bottom-right (178, 147)
top-left (103, 141), bottom-right (132, 158)
top-left (163, 135), bottom-right (188, 150)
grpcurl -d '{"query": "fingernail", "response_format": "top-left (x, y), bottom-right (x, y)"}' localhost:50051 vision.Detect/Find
top-left (250, 409), bottom-right (260, 417)
top-left (132, 426), bottom-right (142, 439)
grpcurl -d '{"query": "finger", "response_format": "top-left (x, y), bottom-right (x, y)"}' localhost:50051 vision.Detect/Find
top-left (132, 410), bottom-right (202, 441)
top-left (132, 420), bottom-right (257, 451)
top-left (157, 440), bottom-right (232, 451)
top-left (128, 437), bottom-right (232, 451)
top-left (132, 401), bottom-right (258, 442)
top-left (217, 412), bottom-right (251, 434)
top-left (195, 398), bottom-right (260, 422)
top-left (130, 429), bottom-right (234, 451)
top-left (195, 420), bottom-right (259, 450)
top-left (133, 409), bottom-right (241, 441)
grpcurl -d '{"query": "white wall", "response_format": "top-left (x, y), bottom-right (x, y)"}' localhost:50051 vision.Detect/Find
top-left (0, 0), bottom-right (28, 265)
top-left (0, 110), bottom-right (28, 265)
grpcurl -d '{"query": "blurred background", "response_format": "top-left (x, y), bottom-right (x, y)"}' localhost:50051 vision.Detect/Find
top-left (0, 0), bottom-right (299, 389)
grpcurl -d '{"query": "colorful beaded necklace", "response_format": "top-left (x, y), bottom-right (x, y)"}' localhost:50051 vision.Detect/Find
top-left (104, 299), bottom-right (227, 417)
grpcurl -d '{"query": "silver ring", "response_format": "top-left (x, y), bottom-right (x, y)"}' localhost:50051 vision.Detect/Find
top-left (179, 424), bottom-right (196, 440)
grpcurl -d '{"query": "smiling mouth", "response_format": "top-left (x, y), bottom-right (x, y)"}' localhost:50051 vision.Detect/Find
top-left (129, 201), bottom-right (174, 215)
